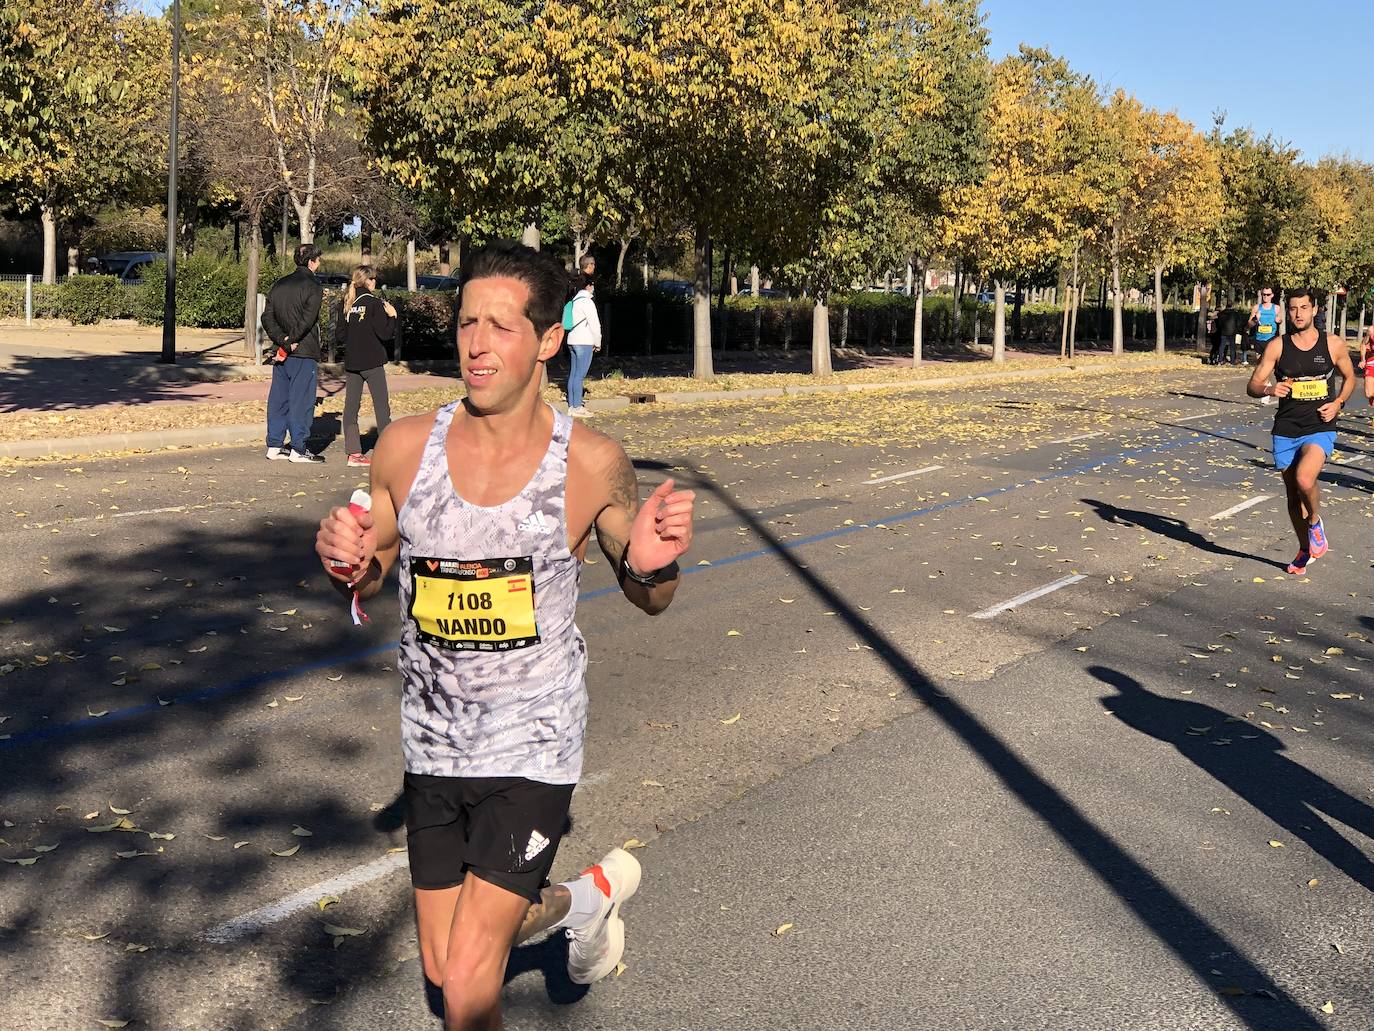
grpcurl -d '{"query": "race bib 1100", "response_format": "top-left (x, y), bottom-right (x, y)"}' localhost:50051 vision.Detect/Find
top-left (1289, 379), bottom-right (1328, 401)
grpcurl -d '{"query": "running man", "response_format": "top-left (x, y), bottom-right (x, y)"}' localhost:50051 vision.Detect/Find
top-left (315, 242), bottom-right (696, 1030)
top-left (1248, 286), bottom-right (1284, 402)
top-left (1247, 286), bottom-right (1355, 575)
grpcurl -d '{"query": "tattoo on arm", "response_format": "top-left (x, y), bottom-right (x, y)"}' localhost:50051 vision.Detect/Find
top-left (594, 452), bottom-right (639, 577)
top-left (607, 453), bottom-right (641, 519)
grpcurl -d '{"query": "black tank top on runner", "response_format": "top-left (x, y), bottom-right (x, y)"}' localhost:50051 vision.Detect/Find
top-left (1272, 332), bottom-right (1335, 437)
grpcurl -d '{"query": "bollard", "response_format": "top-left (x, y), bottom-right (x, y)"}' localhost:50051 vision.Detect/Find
top-left (25, 274), bottom-right (32, 326)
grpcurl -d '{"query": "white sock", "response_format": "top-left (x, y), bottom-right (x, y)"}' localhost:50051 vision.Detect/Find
top-left (552, 872), bottom-right (605, 931)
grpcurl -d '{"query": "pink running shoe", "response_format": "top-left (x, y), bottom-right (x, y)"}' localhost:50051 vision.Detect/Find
top-left (1308, 518), bottom-right (1328, 560)
top-left (1286, 551), bottom-right (1312, 575)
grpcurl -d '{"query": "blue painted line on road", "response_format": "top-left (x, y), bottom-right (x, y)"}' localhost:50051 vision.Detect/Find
top-left (0, 418), bottom-right (1254, 753)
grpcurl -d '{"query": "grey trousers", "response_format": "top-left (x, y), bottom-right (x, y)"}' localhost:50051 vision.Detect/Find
top-left (343, 366), bottom-right (391, 456)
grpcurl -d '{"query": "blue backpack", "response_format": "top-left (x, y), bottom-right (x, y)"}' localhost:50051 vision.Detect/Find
top-left (561, 295), bottom-right (586, 333)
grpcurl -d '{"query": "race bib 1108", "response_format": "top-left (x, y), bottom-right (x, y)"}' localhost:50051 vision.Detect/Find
top-left (409, 556), bottom-right (539, 651)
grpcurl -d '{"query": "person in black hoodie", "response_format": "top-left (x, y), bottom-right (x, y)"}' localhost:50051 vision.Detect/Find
top-left (262, 244), bottom-right (325, 463)
top-left (336, 264), bottom-right (397, 467)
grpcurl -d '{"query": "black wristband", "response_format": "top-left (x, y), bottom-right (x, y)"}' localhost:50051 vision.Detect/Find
top-left (620, 545), bottom-right (677, 587)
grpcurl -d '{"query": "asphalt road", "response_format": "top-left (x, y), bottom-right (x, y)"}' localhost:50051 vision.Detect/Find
top-left (1, 366), bottom-right (1371, 1030)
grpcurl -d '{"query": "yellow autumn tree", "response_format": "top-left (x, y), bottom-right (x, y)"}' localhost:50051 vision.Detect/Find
top-left (942, 48), bottom-right (1095, 362)
top-left (1099, 92), bottom-right (1223, 354)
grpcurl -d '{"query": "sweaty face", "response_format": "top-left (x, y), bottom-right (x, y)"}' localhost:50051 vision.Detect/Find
top-left (1287, 296), bottom-right (1314, 332)
top-left (457, 277), bottom-right (551, 412)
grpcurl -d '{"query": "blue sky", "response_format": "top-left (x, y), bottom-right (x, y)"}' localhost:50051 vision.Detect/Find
top-left (980, 0), bottom-right (1372, 164)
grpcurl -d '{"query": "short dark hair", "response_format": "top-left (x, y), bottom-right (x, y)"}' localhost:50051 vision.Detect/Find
top-left (295, 243), bottom-right (322, 267)
top-left (461, 241), bottom-right (570, 336)
top-left (1287, 286), bottom-right (1317, 304)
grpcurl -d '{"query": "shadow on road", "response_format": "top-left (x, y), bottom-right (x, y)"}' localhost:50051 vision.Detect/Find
top-left (0, 510), bottom-right (418, 1027)
top-left (683, 470), bottom-right (1325, 1030)
top-left (1081, 498), bottom-right (1288, 571)
top-left (1093, 666), bottom-right (1374, 892)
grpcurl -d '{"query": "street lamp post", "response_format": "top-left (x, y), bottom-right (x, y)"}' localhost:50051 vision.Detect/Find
top-left (158, 0), bottom-right (180, 365)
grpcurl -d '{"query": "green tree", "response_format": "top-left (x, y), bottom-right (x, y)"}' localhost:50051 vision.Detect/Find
top-left (0, 0), bottom-right (165, 282)
top-left (784, 0), bottom-right (989, 376)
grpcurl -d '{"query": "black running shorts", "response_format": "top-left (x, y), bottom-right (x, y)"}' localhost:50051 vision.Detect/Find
top-left (402, 773), bottom-right (575, 902)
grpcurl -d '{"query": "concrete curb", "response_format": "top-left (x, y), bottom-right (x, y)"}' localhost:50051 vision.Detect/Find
top-left (0, 356), bottom-right (1199, 461)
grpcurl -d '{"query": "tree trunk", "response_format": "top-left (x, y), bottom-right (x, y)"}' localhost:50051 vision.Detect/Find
top-left (573, 230), bottom-right (586, 266)
top-left (280, 196), bottom-right (291, 267)
top-left (912, 260), bottom-right (925, 365)
top-left (67, 245), bottom-right (79, 279)
top-left (973, 279), bottom-right (984, 345)
top-left (243, 213), bottom-right (262, 361)
top-left (406, 239), bottom-right (417, 291)
top-left (1059, 284), bottom-right (1072, 358)
top-left (750, 264), bottom-right (760, 297)
top-left (992, 281), bottom-right (1007, 363)
top-left (1153, 262), bottom-right (1166, 354)
top-left (616, 237), bottom-right (631, 289)
top-left (1110, 233), bottom-right (1124, 356)
top-left (292, 195), bottom-right (314, 245)
top-left (692, 225), bottom-right (713, 378)
top-left (641, 255), bottom-right (649, 289)
top-left (811, 297), bottom-right (832, 377)
top-left (521, 220), bottom-right (540, 251)
top-left (951, 260), bottom-right (963, 343)
top-left (1097, 274), bottom-right (1108, 342)
top-left (41, 204), bottom-right (58, 285)
top-left (1194, 282), bottom-right (1209, 352)
top-left (905, 262), bottom-right (914, 296)
top-left (438, 241), bottom-right (451, 276)
top-left (233, 219), bottom-right (241, 263)
top-left (1012, 281), bottom-right (1023, 343)
top-left (361, 228), bottom-right (373, 262)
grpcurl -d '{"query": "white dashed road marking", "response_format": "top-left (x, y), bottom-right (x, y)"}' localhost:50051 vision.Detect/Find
top-left (970, 574), bottom-right (1088, 620)
top-left (1209, 495), bottom-right (1272, 521)
top-left (864, 465), bottom-right (944, 485)
top-left (1050, 432), bottom-right (1104, 444)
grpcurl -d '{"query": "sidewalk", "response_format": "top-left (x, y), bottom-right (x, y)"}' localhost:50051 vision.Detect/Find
top-left (0, 321), bottom-right (1207, 461)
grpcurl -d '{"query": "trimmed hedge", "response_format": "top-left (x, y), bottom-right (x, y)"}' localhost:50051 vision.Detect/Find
top-left (133, 255), bottom-right (249, 328)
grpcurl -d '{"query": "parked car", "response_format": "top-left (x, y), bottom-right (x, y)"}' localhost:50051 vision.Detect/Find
top-left (976, 290), bottom-right (1024, 305)
top-left (316, 272), bottom-right (351, 287)
top-left (651, 278), bottom-right (695, 299)
top-left (91, 251), bottom-right (163, 285)
top-left (415, 274), bottom-right (460, 292)
top-left (737, 287), bottom-right (788, 299)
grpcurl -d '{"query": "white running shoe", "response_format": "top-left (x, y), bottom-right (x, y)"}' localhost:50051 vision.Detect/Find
top-left (289, 450), bottom-right (326, 464)
top-left (566, 847), bottom-right (641, 984)
top-left (266, 447), bottom-right (291, 460)
top-left (568, 406), bottom-right (592, 417)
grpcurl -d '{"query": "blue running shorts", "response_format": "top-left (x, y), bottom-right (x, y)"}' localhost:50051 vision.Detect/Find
top-left (1272, 431), bottom-right (1336, 471)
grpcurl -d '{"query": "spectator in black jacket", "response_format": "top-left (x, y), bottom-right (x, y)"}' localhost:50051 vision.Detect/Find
top-left (262, 244), bottom-right (325, 463)
top-left (335, 264), bottom-right (397, 467)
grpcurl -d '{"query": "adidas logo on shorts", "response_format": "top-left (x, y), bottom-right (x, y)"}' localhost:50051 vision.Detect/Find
top-left (518, 511), bottom-right (554, 534)
top-left (525, 829), bottom-right (550, 862)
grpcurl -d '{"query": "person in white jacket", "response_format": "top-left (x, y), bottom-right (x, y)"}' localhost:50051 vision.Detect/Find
top-left (565, 274), bottom-right (602, 416)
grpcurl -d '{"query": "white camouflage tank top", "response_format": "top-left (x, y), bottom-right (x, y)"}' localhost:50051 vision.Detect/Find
top-left (396, 402), bottom-right (587, 784)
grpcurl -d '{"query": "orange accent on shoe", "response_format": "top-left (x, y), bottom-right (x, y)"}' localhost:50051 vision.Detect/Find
top-left (581, 863), bottom-right (612, 898)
